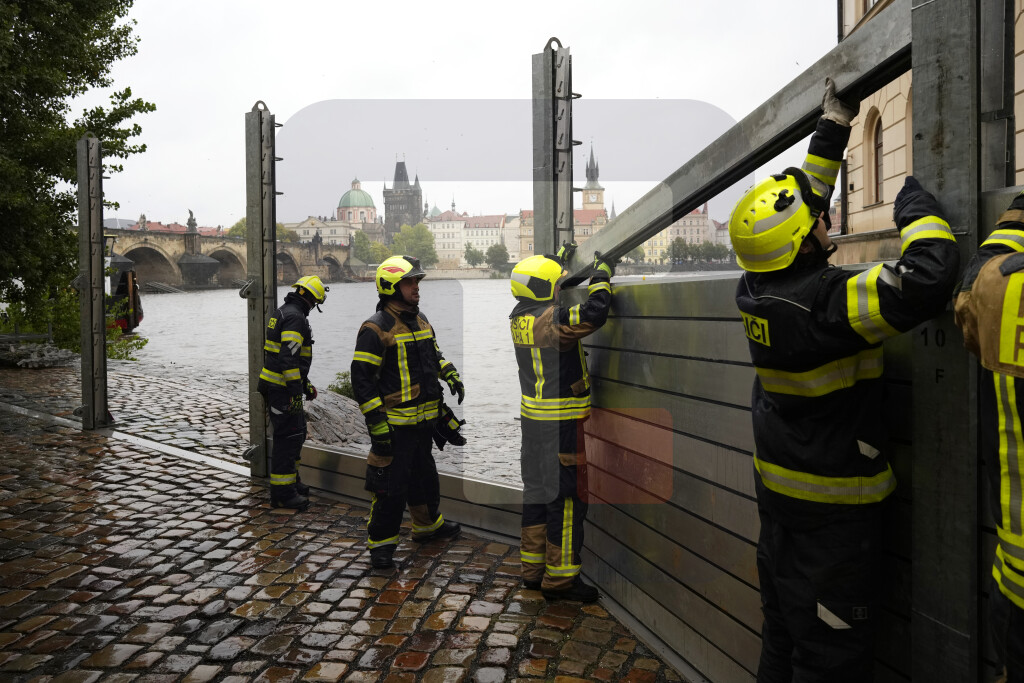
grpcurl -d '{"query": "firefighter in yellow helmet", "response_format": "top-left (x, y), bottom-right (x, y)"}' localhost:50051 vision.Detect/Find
top-left (954, 192), bottom-right (1024, 682)
top-left (510, 245), bottom-right (613, 602)
top-left (257, 275), bottom-right (328, 511)
top-left (350, 255), bottom-right (463, 569)
top-left (729, 79), bottom-right (960, 682)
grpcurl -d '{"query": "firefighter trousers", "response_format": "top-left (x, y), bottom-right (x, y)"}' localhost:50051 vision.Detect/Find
top-left (990, 574), bottom-right (1024, 682)
top-left (520, 419), bottom-right (588, 590)
top-left (755, 498), bottom-right (885, 683)
top-left (366, 422), bottom-right (443, 549)
top-left (267, 390), bottom-right (306, 496)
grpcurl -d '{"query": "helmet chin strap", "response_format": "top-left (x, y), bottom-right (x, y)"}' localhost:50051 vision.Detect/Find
top-left (808, 230), bottom-right (837, 260)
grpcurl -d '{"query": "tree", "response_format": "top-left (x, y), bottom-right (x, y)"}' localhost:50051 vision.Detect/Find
top-left (391, 223), bottom-right (438, 267)
top-left (669, 238), bottom-right (691, 264)
top-left (368, 241), bottom-right (391, 264)
top-left (351, 230), bottom-right (374, 263)
top-left (627, 246), bottom-right (645, 263)
top-left (227, 217), bottom-right (289, 240)
top-left (485, 243), bottom-right (510, 272)
top-left (1, 0), bottom-right (156, 338)
top-left (464, 242), bottom-right (485, 267)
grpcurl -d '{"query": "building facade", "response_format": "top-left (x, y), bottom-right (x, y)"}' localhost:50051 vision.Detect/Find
top-left (427, 203), bottom-right (468, 269)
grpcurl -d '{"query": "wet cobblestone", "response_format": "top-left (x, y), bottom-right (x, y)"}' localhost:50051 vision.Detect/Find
top-left (0, 367), bottom-right (686, 682)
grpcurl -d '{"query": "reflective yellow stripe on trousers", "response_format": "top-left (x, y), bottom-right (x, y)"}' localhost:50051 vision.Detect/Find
top-left (995, 374), bottom-right (1024, 540)
top-left (754, 455), bottom-right (896, 504)
top-left (546, 497), bottom-right (581, 577)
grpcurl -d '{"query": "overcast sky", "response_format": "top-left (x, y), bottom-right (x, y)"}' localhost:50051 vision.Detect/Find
top-left (79, 1), bottom-right (838, 228)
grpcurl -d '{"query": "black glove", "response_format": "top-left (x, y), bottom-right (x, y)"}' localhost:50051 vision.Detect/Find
top-left (364, 464), bottom-right (390, 495)
top-left (555, 240), bottom-right (578, 266)
top-left (593, 254), bottom-right (616, 278)
top-left (303, 380), bottom-right (317, 401)
top-left (369, 421), bottom-right (392, 458)
top-left (441, 366), bottom-right (465, 404)
top-left (432, 404), bottom-right (467, 451)
top-left (893, 176), bottom-right (944, 229)
top-left (288, 394), bottom-right (304, 415)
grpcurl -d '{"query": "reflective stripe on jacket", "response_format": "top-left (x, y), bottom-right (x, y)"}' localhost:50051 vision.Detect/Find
top-left (257, 291), bottom-right (312, 396)
top-left (510, 276), bottom-right (611, 423)
top-left (351, 300), bottom-right (448, 428)
top-left (738, 117), bottom-right (959, 509)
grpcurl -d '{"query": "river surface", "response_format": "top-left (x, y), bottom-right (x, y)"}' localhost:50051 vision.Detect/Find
top-left (132, 279), bottom-right (524, 483)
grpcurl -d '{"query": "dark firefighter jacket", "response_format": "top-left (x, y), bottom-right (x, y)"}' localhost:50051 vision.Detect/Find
top-left (351, 299), bottom-right (451, 429)
top-left (509, 273), bottom-right (612, 428)
top-left (954, 194), bottom-right (1024, 611)
top-left (257, 291), bottom-right (313, 397)
top-left (736, 118), bottom-right (960, 511)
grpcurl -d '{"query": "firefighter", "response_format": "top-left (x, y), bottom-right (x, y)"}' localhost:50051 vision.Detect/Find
top-left (351, 255), bottom-right (463, 569)
top-left (953, 192), bottom-right (1024, 683)
top-left (509, 245), bottom-right (613, 602)
top-left (728, 79), bottom-right (960, 682)
top-left (257, 275), bottom-right (328, 511)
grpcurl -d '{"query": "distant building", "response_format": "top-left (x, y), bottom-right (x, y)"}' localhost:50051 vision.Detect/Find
top-left (641, 204), bottom-right (711, 263)
top-left (464, 214), bottom-right (506, 256)
top-left (336, 178), bottom-right (377, 224)
top-left (519, 210), bottom-right (534, 260)
top-left (427, 201), bottom-right (468, 268)
top-left (383, 159), bottom-right (423, 243)
top-left (503, 214), bottom-right (521, 264)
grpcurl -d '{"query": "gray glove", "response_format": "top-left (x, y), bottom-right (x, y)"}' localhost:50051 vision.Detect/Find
top-left (821, 77), bottom-right (859, 127)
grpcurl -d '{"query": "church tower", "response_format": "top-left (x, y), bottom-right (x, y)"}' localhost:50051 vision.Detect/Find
top-left (382, 157), bottom-right (423, 244)
top-left (582, 145), bottom-right (604, 211)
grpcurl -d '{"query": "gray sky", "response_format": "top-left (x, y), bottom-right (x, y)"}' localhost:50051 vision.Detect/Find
top-left (80, 0), bottom-right (838, 228)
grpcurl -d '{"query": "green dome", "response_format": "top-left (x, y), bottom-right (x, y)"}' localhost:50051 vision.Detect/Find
top-left (338, 188), bottom-right (375, 209)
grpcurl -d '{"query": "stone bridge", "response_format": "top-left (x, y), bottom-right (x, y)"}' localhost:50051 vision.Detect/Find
top-left (108, 229), bottom-right (353, 289)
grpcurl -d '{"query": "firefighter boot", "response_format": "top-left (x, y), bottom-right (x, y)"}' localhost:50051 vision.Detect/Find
top-left (412, 520), bottom-right (461, 543)
top-left (369, 545), bottom-right (395, 569)
top-left (542, 576), bottom-right (600, 603)
top-left (295, 469), bottom-right (310, 496)
top-left (270, 485), bottom-right (309, 511)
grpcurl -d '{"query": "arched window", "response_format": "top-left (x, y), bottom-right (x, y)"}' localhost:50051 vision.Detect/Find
top-left (360, 211), bottom-right (366, 222)
top-left (347, 211), bottom-right (353, 221)
top-left (873, 118), bottom-right (884, 204)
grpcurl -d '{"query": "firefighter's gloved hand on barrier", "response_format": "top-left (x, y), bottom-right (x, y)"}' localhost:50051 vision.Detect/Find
top-left (433, 404), bottom-right (467, 451)
top-left (821, 77), bottom-right (859, 127)
top-left (555, 240), bottom-right (578, 266)
top-left (303, 380), bottom-right (317, 401)
top-left (369, 421), bottom-right (392, 458)
top-left (593, 255), bottom-right (616, 279)
top-left (893, 176), bottom-right (943, 228)
top-left (441, 366), bottom-right (465, 404)
top-left (288, 394), bottom-right (304, 415)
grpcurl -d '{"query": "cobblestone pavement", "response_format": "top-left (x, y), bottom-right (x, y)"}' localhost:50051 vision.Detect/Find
top-left (0, 367), bottom-right (686, 682)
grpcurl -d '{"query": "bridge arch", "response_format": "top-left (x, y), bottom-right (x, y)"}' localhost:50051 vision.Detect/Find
top-left (322, 255), bottom-right (346, 282)
top-left (275, 252), bottom-right (300, 285)
top-left (205, 247), bottom-right (247, 286)
top-left (119, 243), bottom-right (180, 287)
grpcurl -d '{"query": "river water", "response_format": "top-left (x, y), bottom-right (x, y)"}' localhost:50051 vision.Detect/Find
top-left (132, 279), bottom-right (525, 483)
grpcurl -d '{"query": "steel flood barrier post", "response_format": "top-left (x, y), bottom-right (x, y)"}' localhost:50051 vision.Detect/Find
top-left (242, 101), bottom-right (279, 478)
top-left (76, 133), bottom-right (110, 430)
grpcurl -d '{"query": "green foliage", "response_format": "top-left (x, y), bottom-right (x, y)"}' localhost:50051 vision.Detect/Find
top-left (1, 286), bottom-right (148, 360)
top-left (464, 242), bottom-right (485, 267)
top-left (368, 241), bottom-right (392, 264)
top-left (351, 230), bottom-right (374, 263)
top-left (0, 0), bottom-right (156, 332)
top-left (227, 217), bottom-right (291, 241)
top-left (327, 371), bottom-right (355, 399)
top-left (627, 246), bottom-right (645, 263)
top-left (669, 238), bottom-right (691, 263)
top-left (485, 243), bottom-right (510, 271)
top-left (391, 223), bottom-right (438, 267)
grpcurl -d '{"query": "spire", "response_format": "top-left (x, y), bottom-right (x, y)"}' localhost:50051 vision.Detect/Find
top-left (393, 158), bottom-right (410, 188)
top-left (414, 174), bottom-right (420, 189)
top-left (451, 196), bottom-right (456, 212)
top-left (610, 201), bottom-right (617, 220)
top-left (585, 144), bottom-right (603, 190)
top-left (702, 202), bottom-right (708, 214)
